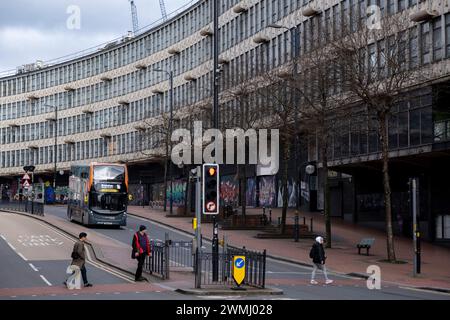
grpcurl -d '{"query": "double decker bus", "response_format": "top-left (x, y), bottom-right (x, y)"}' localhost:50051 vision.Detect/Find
top-left (68, 163), bottom-right (130, 226)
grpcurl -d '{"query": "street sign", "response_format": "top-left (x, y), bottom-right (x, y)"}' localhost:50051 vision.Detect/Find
top-left (232, 256), bottom-right (246, 286)
top-left (22, 173), bottom-right (31, 181)
top-left (23, 180), bottom-right (30, 188)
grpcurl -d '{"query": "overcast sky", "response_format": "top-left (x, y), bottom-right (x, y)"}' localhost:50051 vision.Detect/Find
top-left (0, 0), bottom-right (197, 72)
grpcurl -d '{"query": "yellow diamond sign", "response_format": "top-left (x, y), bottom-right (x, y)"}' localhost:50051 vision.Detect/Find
top-left (232, 256), bottom-right (246, 286)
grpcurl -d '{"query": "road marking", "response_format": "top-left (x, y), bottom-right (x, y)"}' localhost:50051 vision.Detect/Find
top-left (29, 263), bottom-right (38, 272)
top-left (7, 242), bottom-right (16, 251)
top-left (0, 235), bottom-right (6, 241)
top-left (34, 221), bottom-right (135, 283)
top-left (40, 275), bottom-right (52, 286)
top-left (17, 252), bottom-right (28, 261)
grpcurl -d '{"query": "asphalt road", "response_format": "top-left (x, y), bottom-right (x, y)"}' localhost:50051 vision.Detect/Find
top-left (2, 206), bottom-right (449, 300)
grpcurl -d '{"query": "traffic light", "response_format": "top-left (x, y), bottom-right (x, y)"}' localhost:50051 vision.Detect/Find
top-left (202, 164), bottom-right (219, 215)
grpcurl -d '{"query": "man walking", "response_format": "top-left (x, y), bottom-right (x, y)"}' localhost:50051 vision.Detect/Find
top-left (132, 225), bottom-right (150, 282)
top-left (309, 236), bottom-right (333, 285)
top-left (68, 232), bottom-right (93, 288)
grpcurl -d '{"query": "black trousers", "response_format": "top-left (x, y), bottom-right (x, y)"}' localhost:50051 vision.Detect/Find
top-left (80, 265), bottom-right (88, 284)
top-left (135, 254), bottom-right (146, 280)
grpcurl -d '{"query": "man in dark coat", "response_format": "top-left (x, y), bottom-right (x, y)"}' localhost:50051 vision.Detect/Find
top-left (132, 225), bottom-right (150, 282)
top-left (309, 236), bottom-right (333, 285)
top-left (68, 232), bottom-right (93, 287)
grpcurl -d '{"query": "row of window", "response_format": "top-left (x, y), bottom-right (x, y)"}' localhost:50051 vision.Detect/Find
top-left (0, 0), bottom-right (425, 97)
top-left (0, 130), bottom-right (159, 169)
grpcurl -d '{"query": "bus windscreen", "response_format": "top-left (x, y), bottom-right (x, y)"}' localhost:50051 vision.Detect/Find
top-left (93, 165), bottom-right (125, 182)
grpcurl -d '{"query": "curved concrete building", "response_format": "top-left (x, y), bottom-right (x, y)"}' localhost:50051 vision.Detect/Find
top-left (1, 0), bottom-right (450, 241)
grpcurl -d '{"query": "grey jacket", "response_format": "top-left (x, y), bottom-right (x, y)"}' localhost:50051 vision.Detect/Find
top-left (71, 240), bottom-right (86, 268)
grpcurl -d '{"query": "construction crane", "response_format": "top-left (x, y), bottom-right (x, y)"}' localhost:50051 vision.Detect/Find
top-left (129, 0), bottom-right (139, 34)
top-left (159, 0), bottom-right (168, 21)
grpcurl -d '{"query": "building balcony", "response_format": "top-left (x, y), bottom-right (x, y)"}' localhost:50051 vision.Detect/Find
top-left (135, 63), bottom-right (147, 70)
top-left (184, 74), bottom-right (197, 81)
top-left (168, 47), bottom-right (181, 55)
top-left (253, 34), bottom-right (270, 44)
top-left (233, 1), bottom-right (249, 14)
top-left (410, 9), bottom-right (439, 22)
top-left (302, 6), bottom-right (320, 17)
top-left (200, 27), bottom-right (213, 37)
top-left (152, 87), bottom-right (165, 95)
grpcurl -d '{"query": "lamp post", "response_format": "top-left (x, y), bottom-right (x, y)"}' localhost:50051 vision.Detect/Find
top-left (45, 104), bottom-right (58, 189)
top-left (153, 69), bottom-right (174, 215)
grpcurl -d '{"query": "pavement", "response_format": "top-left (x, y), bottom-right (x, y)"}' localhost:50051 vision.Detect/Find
top-left (0, 205), bottom-right (449, 300)
top-left (127, 205), bottom-right (450, 292)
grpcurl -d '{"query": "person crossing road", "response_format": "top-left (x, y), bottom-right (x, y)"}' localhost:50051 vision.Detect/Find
top-left (309, 236), bottom-right (333, 285)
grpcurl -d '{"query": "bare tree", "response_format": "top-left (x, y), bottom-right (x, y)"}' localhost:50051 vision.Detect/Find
top-left (223, 77), bottom-right (263, 219)
top-left (255, 70), bottom-right (302, 235)
top-left (287, 40), bottom-right (350, 248)
top-left (332, 12), bottom-right (425, 261)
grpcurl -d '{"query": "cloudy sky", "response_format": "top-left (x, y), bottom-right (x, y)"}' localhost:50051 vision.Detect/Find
top-left (0, 0), bottom-right (196, 72)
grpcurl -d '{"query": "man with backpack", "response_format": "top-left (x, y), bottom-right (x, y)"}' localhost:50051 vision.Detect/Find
top-left (309, 236), bottom-right (333, 285)
top-left (132, 225), bottom-right (151, 282)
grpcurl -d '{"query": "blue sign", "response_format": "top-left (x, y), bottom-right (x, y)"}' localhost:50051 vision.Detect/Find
top-left (234, 257), bottom-right (245, 269)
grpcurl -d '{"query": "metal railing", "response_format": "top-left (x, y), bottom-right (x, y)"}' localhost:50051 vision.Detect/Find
top-left (0, 200), bottom-right (44, 216)
top-left (145, 240), bottom-right (169, 279)
top-left (167, 239), bottom-right (194, 269)
top-left (195, 247), bottom-right (266, 289)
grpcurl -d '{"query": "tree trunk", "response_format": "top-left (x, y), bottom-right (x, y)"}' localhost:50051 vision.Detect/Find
top-left (242, 165), bottom-right (247, 218)
top-left (280, 140), bottom-right (290, 235)
top-left (322, 144), bottom-right (332, 248)
top-left (379, 111), bottom-right (396, 262)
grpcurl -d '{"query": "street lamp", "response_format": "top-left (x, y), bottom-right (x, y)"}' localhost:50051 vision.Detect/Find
top-left (152, 69), bottom-right (174, 215)
top-left (45, 104), bottom-right (58, 189)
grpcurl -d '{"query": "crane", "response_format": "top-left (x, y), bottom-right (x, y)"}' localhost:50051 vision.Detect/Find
top-left (129, 0), bottom-right (139, 34)
top-left (159, 0), bottom-right (168, 21)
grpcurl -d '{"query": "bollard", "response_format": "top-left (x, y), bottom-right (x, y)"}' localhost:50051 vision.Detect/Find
top-left (263, 207), bottom-right (266, 215)
top-left (303, 216), bottom-right (306, 225)
top-left (294, 215), bottom-right (299, 242)
top-left (269, 209), bottom-right (272, 223)
top-left (310, 218), bottom-right (313, 232)
top-left (278, 217), bottom-right (281, 226)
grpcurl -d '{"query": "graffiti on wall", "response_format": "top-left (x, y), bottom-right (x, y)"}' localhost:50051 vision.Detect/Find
top-left (220, 175), bottom-right (239, 207)
top-left (167, 180), bottom-right (187, 207)
top-left (246, 177), bottom-right (257, 207)
top-left (277, 179), bottom-right (298, 208)
top-left (259, 176), bottom-right (276, 207)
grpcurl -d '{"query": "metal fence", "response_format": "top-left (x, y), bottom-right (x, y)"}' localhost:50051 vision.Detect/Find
top-left (167, 240), bottom-right (194, 269)
top-left (145, 240), bottom-right (169, 279)
top-left (195, 247), bottom-right (266, 289)
top-left (0, 200), bottom-right (44, 216)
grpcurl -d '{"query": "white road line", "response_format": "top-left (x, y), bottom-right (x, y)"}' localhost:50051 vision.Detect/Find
top-left (7, 242), bottom-right (16, 251)
top-left (34, 221), bottom-right (135, 283)
top-left (0, 235), bottom-right (6, 241)
top-left (40, 275), bottom-right (52, 286)
top-left (17, 253), bottom-right (28, 261)
top-left (29, 263), bottom-right (38, 272)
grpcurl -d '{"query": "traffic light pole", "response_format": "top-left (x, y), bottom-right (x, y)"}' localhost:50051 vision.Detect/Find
top-left (212, 216), bottom-right (219, 282)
